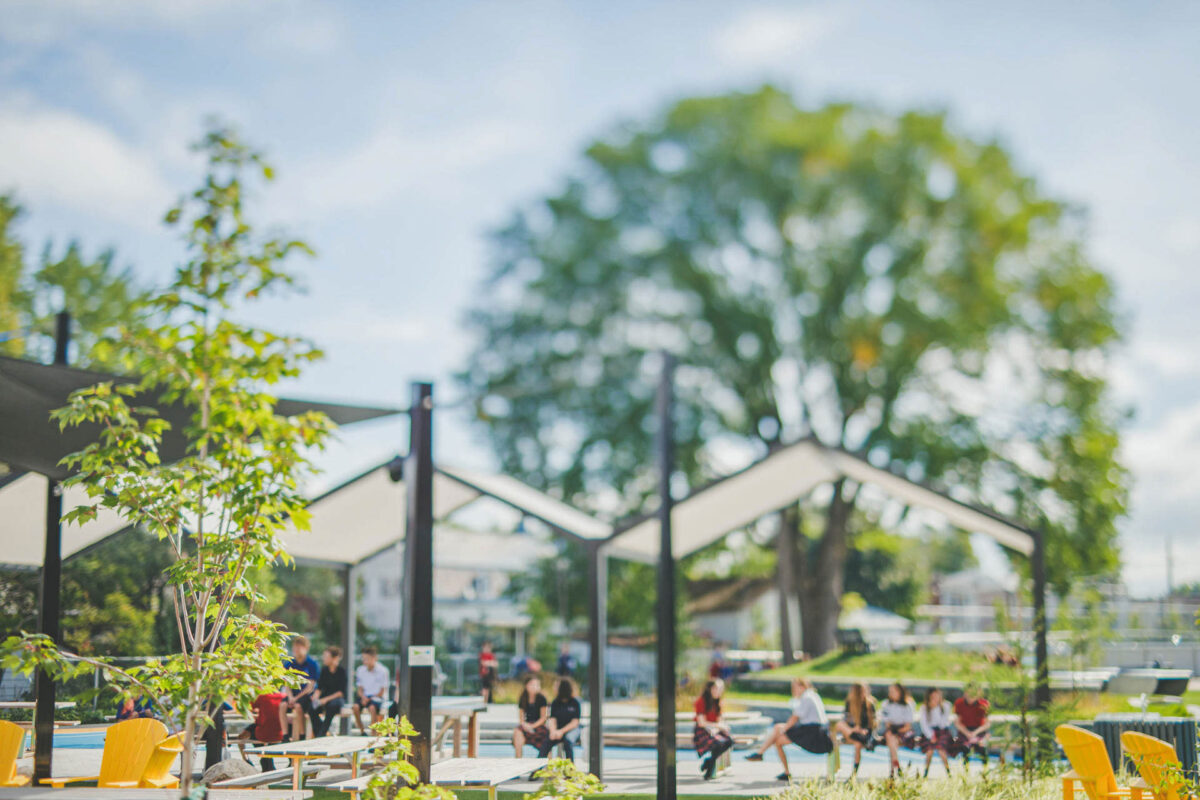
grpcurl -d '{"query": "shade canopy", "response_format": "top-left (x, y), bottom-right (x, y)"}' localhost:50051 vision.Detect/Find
top-left (0, 354), bottom-right (403, 481)
top-left (277, 462), bottom-right (611, 567)
top-left (607, 438), bottom-right (1034, 562)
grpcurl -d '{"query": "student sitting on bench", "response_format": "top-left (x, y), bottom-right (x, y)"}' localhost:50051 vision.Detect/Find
top-left (540, 677), bottom-right (582, 760)
top-left (238, 691), bottom-right (285, 772)
top-left (745, 677), bottom-right (833, 782)
top-left (694, 679), bottom-right (735, 781)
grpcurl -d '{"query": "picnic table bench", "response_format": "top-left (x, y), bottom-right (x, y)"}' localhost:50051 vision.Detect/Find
top-left (325, 757), bottom-right (547, 800)
top-left (213, 764), bottom-right (324, 789)
top-left (246, 736), bottom-right (383, 790)
top-left (0, 790), bottom-right (310, 800)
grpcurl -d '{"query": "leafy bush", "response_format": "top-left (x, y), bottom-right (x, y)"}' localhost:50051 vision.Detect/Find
top-left (524, 759), bottom-right (604, 800)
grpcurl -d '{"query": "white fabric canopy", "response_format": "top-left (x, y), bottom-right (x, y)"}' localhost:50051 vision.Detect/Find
top-left (0, 472), bottom-right (131, 567)
top-left (437, 466), bottom-right (611, 541)
top-left (607, 439), bottom-right (1033, 562)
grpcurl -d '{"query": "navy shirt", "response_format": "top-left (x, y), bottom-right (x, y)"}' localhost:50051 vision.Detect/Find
top-left (286, 654), bottom-right (320, 691)
top-left (550, 697), bottom-right (581, 728)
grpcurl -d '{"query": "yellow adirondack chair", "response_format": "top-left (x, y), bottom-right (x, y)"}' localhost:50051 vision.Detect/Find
top-left (0, 720), bottom-right (31, 787)
top-left (1122, 731), bottom-right (1193, 800)
top-left (1056, 724), bottom-right (1144, 800)
top-left (139, 733), bottom-right (182, 789)
top-left (41, 718), bottom-right (168, 788)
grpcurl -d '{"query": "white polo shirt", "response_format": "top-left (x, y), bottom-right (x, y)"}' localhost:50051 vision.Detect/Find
top-left (356, 663), bottom-right (390, 702)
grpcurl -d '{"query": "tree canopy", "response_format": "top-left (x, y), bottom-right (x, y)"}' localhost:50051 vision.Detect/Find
top-left (461, 86), bottom-right (1127, 654)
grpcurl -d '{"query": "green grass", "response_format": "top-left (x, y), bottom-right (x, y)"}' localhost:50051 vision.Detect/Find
top-left (748, 649), bottom-right (1020, 685)
top-left (308, 791), bottom-right (757, 800)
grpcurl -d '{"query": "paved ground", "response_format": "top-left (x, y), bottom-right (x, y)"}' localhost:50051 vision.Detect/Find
top-left (20, 743), bottom-right (976, 797)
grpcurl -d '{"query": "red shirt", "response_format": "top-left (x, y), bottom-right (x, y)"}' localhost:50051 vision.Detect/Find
top-left (954, 697), bottom-right (989, 729)
top-left (694, 696), bottom-right (721, 723)
top-left (479, 651), bottom-right (498, 676)
top-left (252, 692), bottom-right (286, 742)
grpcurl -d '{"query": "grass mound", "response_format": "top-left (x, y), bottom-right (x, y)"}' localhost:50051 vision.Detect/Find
top-left (750, 649), bottom-right (1020, 685)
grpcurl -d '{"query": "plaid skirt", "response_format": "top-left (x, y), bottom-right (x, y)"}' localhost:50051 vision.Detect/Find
top-left (920, 727), bottom-right (955, 753)
top-left (885, 725), bottom-right (917, 749)
top-left (521, 724), bottom-right (549, 752)
top-left (953, 731), bottom-right (990, 756)
top-left (693, 725), bottom-right (733, 756)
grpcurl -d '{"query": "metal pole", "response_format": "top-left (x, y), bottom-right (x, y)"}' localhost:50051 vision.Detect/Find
top-left (586, 542), bottom-right (607, 778)
top-left (34, 311), bottom-right (70, 784)
top-left (403, 382), bottom-right (434, 782)
top-left (1031, 529), bottom-right (1050, 708)
top-left (775, 509), bottom-right (796, 665)
top-left (655, 351), bottom-right (677, 800)
top-left (342, 564), bottom-right (357, 734)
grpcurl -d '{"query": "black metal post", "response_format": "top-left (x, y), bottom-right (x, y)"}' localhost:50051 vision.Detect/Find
top-left (1031, 529), bottom-right (1050, 708)
top-left (586, 542), bottom-right (607, 778)
top-left (655, 352), bottom-right (677, 800)
top-left (342, 564), bottom-right (357, 734)
top-left (34, 311), bottom-right (70, 784)
top-left (403, 382), bottom-right (434, 782)
top-left (775, 509), bottom-right (796, 665)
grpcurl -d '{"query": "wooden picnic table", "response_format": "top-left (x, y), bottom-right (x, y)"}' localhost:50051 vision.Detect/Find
top-left (325, 757), bottom-right (547, 800)
top-left (337, 695), bottom-right (486, 757)
top-left (0, 790), bottom-right (310, 800)
top-left (246, 736), bottom-right (383, 790)
top-left (430, 696), bottom-right (487, 759)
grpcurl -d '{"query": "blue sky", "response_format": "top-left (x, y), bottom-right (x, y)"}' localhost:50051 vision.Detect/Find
top-left (1, 1), bottom-right (1197, 595)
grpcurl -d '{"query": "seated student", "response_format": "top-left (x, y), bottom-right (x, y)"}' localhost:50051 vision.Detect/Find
top-left (832, 681), bottom-right (877, 775)
top-left (116, 693), bottom-right (156, 721)
top-left (280, 636), bottom-right (320, 741)
top-left (953, 683), bottom-right (995, 766)
top-left (312, 645), bottom-right (347, 737)
top-left (879, 682), bottom-right (917, 777)
top-left (513, 675), bottom-right (550, 756)
top-left (918, 687), bottom-right (954, 777)
top-left (693, 679), bottom-right (735, 781)
top-left (540, 677), bottom-right (582, 760)
top-left (353, 647), bottom-right (390, 733)
top-left (745, 677), bottom-right (832, 782)
top-left (238, 690), bottom-right (285, 772)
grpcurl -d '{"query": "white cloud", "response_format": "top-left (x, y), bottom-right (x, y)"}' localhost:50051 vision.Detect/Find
top-left (713, 6), bottom-right (843, 67)
top-left (0, 104), bottom-right (171, 228)
top-left (276, 117), bottom-right (543, 217)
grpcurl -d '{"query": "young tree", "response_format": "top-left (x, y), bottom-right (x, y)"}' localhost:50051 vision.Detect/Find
top-left (1, 125), bottom-right (332, 791)
top-left (460, 86), bottom-right (1127, 656)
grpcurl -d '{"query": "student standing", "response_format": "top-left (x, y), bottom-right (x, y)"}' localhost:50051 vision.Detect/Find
top-left (513, 675), bottom-right (550, 756)
top-left (281, 636), bottom-right (320, 741)
top-left (479, 641), bottom-right (499, 704)
top-left (353, 647), bottom-right (390, 733)
top-left (312, 646), bottom-right (348, 736)
top-left (541, 677), bottom-right (582, 760)
top-left (693, 679), bottom-right (735, 781)
top-left (918, 687), bottom-right (954, 777)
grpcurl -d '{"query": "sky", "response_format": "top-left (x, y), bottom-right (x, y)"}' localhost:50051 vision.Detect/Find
top-left (1, 0), bottom-right (1197, 596)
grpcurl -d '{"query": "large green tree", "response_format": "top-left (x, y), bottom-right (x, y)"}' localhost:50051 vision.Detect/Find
top-left (0, 195), bottom-right (142, 368)
top-left (460, 87), bottom-right (1127, 656)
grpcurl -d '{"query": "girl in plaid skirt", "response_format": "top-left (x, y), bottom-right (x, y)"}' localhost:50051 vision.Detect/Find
top-left (513, 675), bottom-right (549, 755)
top-left (693, 679), bottom-right (734, 780)
top-left (918, 687), bottom-right (955, 777)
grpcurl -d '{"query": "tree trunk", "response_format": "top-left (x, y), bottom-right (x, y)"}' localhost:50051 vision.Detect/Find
top-left (797, 479), bottom-right (853, 657)
top-left (774, 509), bottom-right (796, 664)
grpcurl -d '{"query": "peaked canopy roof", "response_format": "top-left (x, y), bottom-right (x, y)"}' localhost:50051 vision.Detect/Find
top-left (0, 354), bottom-right (403, 481)
top-left (606, 438), bottom-right (1034, 562)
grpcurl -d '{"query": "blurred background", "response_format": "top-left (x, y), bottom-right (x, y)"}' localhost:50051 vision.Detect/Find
top-left (1, 1), bottom-right (1198, 699)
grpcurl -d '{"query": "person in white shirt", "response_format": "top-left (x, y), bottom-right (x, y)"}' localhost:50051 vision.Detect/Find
top-left (918, 687), bottom-right (954, 777)
top-left (879, 682), bottom-right (916, 777)
top-left (745, 677), bottom-right (833, 781)
top-left (352, 647), bottom-right (390, 733)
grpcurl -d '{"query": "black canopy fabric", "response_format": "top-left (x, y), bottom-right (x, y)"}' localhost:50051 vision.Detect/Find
top-left (0, 355), bottom-right (404, 480)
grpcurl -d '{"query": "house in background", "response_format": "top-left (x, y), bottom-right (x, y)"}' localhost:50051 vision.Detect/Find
top-left (356, 523), bottom-right (556, 654)
top-left (685, 576), bottom-right (911, 654)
